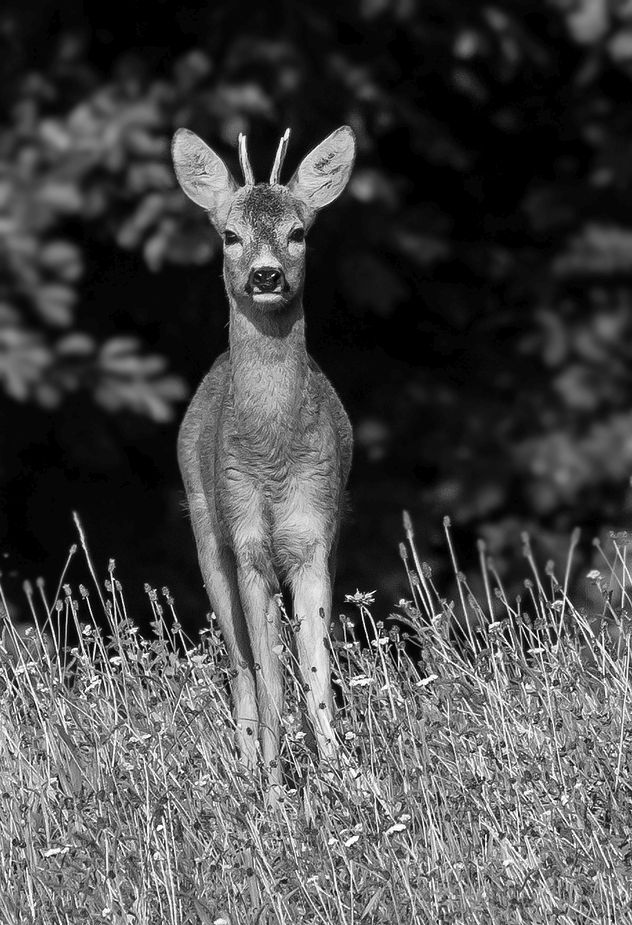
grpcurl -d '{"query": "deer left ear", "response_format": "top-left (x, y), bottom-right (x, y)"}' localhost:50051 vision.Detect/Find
top-left (171, 129), bottom-right (238, 232)
top-left (287, 126), bottom-right (356, 225)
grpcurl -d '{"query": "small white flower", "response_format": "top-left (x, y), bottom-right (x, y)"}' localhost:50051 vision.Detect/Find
top-left (43, 846), bottom-right (68, 858)
top-left (416, 674), bottom-right (438, 688)
top-left (344, 834), bottom-right (360, 847)
top-left (385, 823), bottom-right (406, 836)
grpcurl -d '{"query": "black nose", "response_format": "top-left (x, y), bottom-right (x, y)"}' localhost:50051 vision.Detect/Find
top-left (251, 267), bottom-right (283, 292)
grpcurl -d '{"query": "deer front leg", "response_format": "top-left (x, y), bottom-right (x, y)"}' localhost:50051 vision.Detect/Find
top-left (290, 550), bottom-right (337, 761)
top-left (187, 497), bottom-right (259, 771)
top-left (236, 553), bottom-right (284, 786)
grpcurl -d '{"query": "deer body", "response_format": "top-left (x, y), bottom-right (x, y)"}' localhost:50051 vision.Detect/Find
top-left (173, 127), bottom-right (355, 785)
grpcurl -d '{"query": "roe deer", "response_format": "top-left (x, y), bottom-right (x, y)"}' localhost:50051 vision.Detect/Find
top-left (172, 125), bottom-right (356, 787)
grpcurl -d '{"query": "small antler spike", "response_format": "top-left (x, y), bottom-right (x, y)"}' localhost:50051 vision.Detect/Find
top-left (238, 133), bottom-right (255, 186)
top-left (269, 128), bottom-right (291, 185)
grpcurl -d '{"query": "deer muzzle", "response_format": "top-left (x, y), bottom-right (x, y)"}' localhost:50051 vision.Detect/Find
top-left (248, 266), bottom-right (286, 294)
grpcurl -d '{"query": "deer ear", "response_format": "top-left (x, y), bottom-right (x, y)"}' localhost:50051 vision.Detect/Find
top-left (171, 129), bottom-right (238, 231)
top-left (287, 126), bottom-right (356, 224)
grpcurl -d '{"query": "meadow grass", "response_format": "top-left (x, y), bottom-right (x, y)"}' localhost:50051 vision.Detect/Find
top-left (0, 517), bottom-right (631, 924)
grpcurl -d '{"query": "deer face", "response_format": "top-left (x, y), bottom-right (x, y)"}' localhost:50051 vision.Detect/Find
top-left (171, 126), bottom-right (356, 312)
top-left (222, 185), bottom-right (306, 310)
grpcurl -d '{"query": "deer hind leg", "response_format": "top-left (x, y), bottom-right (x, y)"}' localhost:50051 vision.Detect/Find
top-left (189, 496), bottom-right (259, 771)
top-left (236, 545), bottom-right (284, 786)
top-left (289, 548), bottom-right (337, 761)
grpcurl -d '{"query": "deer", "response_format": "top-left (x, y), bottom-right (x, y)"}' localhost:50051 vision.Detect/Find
top-left (171, 125), bottom-right (356, 792)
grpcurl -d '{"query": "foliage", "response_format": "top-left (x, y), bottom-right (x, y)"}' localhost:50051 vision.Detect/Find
top-left (1, 528), bottom-right (632, 923)
top-left (5, 1), bottom-right (632, 597)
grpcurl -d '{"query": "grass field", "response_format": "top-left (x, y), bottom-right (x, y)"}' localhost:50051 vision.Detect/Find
top-left (0, 517), bottom-right (631, 924)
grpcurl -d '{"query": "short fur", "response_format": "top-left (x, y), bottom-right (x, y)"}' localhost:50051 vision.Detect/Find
top-left (172, 126), bottom-right (356, 788)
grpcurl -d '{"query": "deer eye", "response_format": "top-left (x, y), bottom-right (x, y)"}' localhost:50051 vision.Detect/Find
top-left (288, 227), bottom-right (305, 244)
top-left (224, 230), bottom-right (240, 246)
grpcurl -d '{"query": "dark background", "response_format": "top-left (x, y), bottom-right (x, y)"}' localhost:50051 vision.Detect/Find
top-left (2, 0), bottom-right (632, 628)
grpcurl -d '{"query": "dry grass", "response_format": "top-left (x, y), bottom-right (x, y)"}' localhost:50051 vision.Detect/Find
top-left (0, 517), bottom-right (631, 924)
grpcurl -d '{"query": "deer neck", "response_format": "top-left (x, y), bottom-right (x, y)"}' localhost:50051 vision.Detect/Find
top-left (228, 295), bottom-right (308, 433)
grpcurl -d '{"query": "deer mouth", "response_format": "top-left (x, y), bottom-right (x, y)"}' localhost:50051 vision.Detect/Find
top-left (251, 290), bottom-right (286, 305)
top-left (247, 280), bottom-right (290, 307)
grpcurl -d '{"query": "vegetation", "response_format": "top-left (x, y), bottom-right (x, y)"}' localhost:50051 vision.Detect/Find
top-left (6, 2), bottom-right (632, 607)
top-left (1, 521), bottom-right (631, 924)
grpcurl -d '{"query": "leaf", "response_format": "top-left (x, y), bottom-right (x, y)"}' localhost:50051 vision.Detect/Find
top-left (34, 382), bottom-right (62, 408)
top-left (116, 194), bottom-right (165, 249)
top-left (39, 241), bottom-right (83, 282)
top-left (36, 180), bottom-right (83, 215)
top-left (100, 337), bottom-right (142, 359)
top-left (395, 230), bottom-right (450, 267)
top-left (33, 283), bottom-right (76, 326)
top-left (56, 333), bottom-right (95, 356)
top-left (560, 0), bottom-right (609, 45)
top-left (173, 50), bottom-right (213, 92)
top-left (608, 27), bottom-right (632, 63)
top-left (126, 162), bottom-right (173, 195)
top-left (99, 353), bottom-right (147, 376)
top-left (361, 887), bottom-right (385, 920)
top-left (0, 329), bottom-right (52, 401)
top-left (554, 224), bottom-right (632, 277)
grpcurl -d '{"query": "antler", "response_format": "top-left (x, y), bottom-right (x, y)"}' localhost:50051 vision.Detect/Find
top-left (238, 133), bottom-right (255, 186)
top-left (269, 128), bottom-right (291, 185)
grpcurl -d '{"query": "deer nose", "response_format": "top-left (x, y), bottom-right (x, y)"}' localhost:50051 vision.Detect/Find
top-left (250, 267), bottom-right (283, 292)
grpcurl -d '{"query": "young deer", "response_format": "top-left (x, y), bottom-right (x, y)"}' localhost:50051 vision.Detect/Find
top-left (172, 126), bottom-right (356, 787)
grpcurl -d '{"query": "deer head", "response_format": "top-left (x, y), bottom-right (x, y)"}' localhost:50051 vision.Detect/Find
top-left (171, 126), bottom-right (356, 311)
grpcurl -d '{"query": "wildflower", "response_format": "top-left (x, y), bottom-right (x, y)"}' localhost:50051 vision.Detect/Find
top-left (345, 590), bottom-right (376, 607)
top-left (344, 834), bottom-right (360, 847)
top-left (416, 674), bottom-right (438, 688)
top-left (349, 675), bottom-right (375, 688)
top-left (43, 846), bottom-right (68, 857)
top-left (385, 822), bottom-right (406, 836)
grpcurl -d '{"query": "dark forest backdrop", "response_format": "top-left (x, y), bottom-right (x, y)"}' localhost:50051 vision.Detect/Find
top-left (2, 0), bottom-right (632, 626)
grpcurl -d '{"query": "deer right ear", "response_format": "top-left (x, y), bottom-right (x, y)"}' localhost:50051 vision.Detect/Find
top-left (171, 129), bottom-right (238, 232)
top-left (287, 126), bottom-right (356, 226)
